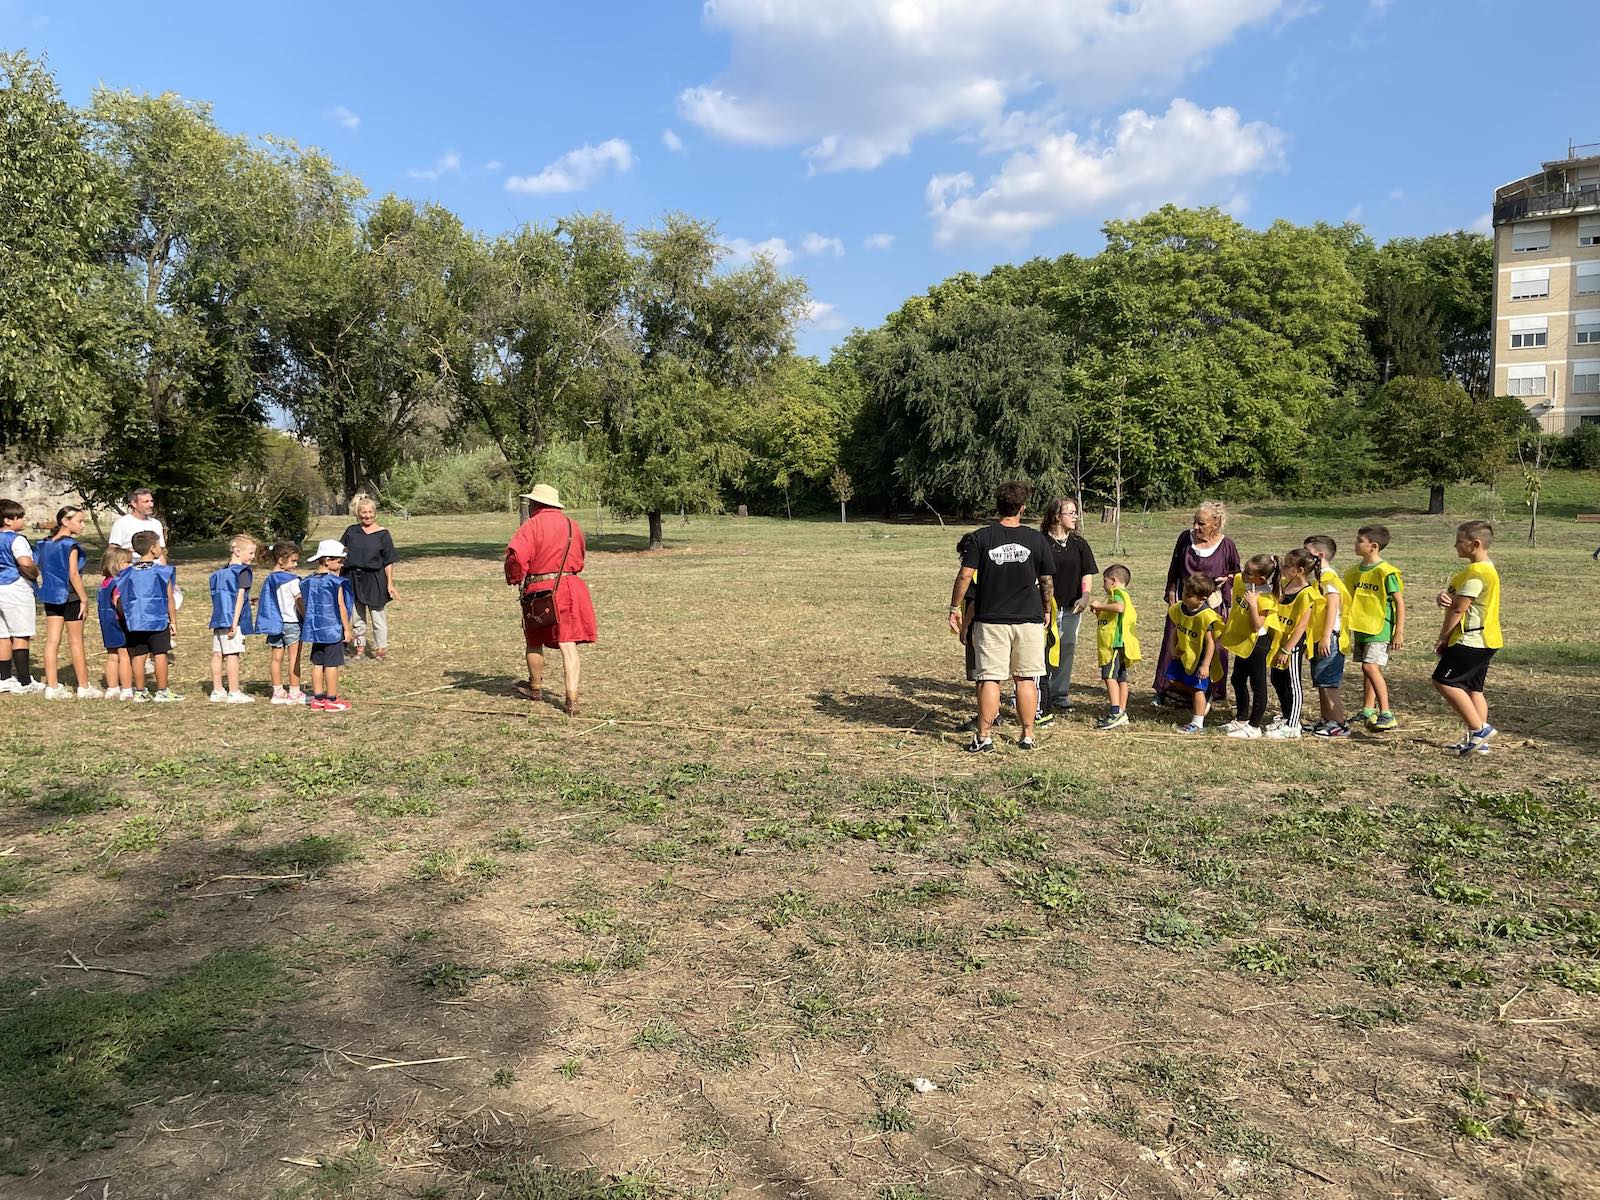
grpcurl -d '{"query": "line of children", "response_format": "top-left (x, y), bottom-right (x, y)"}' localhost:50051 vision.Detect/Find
top-left (0, 501), bottom-right (360, 711)
top-left (1071, 522), bottom-right (1499, 757)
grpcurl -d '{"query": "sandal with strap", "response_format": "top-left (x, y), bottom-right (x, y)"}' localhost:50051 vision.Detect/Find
top-left (514, 681), bottom-right (538, 702)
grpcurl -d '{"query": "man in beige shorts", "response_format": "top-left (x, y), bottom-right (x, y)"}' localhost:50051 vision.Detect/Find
top-left (947, 482), bottom-right (1057, 753)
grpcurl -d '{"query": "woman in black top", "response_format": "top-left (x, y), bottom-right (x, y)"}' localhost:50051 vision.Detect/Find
top-left (1039, 497), bottom-right (1098, 714)
top-left (340, 495), bottom-right (399, 661)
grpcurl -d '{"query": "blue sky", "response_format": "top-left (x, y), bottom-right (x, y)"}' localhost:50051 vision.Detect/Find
top-left (4, 1), bottom-right (1593, 357)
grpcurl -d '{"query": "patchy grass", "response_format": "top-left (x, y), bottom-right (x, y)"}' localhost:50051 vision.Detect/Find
top-left (2, 495), bottom-right (1598, 1198)
top-left (0, 949), bottom-right (291, 1172)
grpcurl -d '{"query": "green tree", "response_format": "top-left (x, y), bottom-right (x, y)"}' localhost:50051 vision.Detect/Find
top-left (608, 214), bottom-right (807, 548)
top-left (0, 51), bottom-right (124, 453)
top-left (73, 89), bottom-right (306, 535)
top-left (854, 299), bottom-right (1070, 516)
top-left (1374, 233), bottom-right (1493, 397)
top-left (270, 192), bottom-right (484, 500)
top-left (470, 213), bottom-right (632, 488)
top-left (746, 357), bottom-right (854, 516)
top-left (1371, 376), bottom-right (1519, 513)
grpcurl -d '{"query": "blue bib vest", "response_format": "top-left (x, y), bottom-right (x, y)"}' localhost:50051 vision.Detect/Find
top-left (98, 580), bottom-right (127, 650)
top-left (301, 572), bottom-right (349, 645)
top-left (36, 536), bottom-right (81, 605)
top-left (0, 530), bottom-right (26, 587)
top-left (254, 570), bottom-right (302, 636)
top-left (116, 562), bottom-right (176, 633)
top-left (208, 563), bottom-right (255, 633)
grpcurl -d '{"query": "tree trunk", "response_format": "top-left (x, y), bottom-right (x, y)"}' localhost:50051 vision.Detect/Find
top-left (1426, 483), bottom-right (1445, 515)
top-left (784, 487), bottom-right (791, 520)
top-left (342, 429), bottom-right (359, 506)
top-left (647, 510), bottom-right (663, 551)
top-left (839, 500), bottom-right (847, 524)
top-left (1528, 493), bottom-right (1539, 547)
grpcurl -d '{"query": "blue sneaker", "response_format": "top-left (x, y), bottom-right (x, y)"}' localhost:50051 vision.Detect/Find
top-left (1176, 722), bottom-right (1205, 734)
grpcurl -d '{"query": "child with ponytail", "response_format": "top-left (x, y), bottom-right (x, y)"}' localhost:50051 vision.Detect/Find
top-left (38, 506), bottom-right (98, 698)
top-left (1267, 549), bottom-right (1319, 739)
top-left (1220, 553), bottom-right (1278, 739)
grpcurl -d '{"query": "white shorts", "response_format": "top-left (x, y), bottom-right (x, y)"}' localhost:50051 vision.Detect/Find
top-left (0, 582), bottom-right (37, 639)
top-left (212, 629), bottom-right (246, 655)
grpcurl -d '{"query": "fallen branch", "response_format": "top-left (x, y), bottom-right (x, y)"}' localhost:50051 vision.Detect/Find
top-left (365, 1055), bottom-right (468, 1073)
top-left (53, 950), bottom-right (151, 978)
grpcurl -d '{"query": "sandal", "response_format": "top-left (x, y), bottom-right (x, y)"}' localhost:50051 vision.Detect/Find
top-left (514, 681), bottom-right (538, 701)
top-left (564, 697), bottom-right (580, 717)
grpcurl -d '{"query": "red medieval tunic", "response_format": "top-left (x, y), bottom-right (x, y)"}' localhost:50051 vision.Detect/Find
top-left (505, 507), bottom-right (597, 648)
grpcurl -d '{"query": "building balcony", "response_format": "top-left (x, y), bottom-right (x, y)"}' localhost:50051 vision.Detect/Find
top-left (1495, 187), bottom-right (1600, 225)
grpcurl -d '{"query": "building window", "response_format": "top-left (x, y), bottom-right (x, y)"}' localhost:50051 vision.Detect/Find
top-left (1579, 262), bottom-right (1600, 296)
top-left (1581, 415), bottom-right (1600, 426)
top-left (1510, 330), bottom-right (1547, 348)
top-left (1581, 216), bottom-right (1600, 246)
top-left (1511, 279), bottom-right (1550, 300)
top-left (1507, 373), bottom-right (1547, 396)
top-left (1511, 221), bottom-right (1551, 253)
top-left (1574, 373), bottom-right (1600, 394)
top-left (1577, 322), bottom-right (1600, 346)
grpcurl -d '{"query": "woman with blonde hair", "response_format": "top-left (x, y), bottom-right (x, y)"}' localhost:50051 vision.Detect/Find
top-left (1153, 500), bottom-right (1240, 707)
top-left (339, 494), bottom-right (399, 661)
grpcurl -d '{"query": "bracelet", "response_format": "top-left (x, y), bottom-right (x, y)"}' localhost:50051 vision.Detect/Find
top-left (948, 606), bottom-right (961, 614)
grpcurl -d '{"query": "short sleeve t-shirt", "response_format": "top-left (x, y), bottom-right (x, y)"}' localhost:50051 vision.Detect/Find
top-left (962, 524), bottom-right (1057, 624)
top-left (276, 576), bottom-right (303, 622)
top-left (108, 515), bottom-right (166, 551)
top-left (1048, 533), bottom-right (1099, 608)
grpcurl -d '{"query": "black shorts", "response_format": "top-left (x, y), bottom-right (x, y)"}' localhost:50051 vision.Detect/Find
top-left (125, 628), bottom-right (172, 657)
top-left (310, 641), bottom-right (345, 668)
top-left (1100, 648), bottom-right (1128, 683)
top-left (44, 598), bottom-right (85, 621)
top-left (1432, 645), bottom-right (1496, 694)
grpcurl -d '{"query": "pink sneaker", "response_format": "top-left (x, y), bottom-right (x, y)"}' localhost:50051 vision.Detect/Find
top-left (288, 688), bottom-right (308, 705)
top-left (321, 697), bottom-right (352, 712)
top-left (307, 697), bottom-right (328, 711)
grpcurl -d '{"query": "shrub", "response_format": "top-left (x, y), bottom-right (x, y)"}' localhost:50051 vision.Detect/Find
top-left (385, 447), bottom-right (513, 515)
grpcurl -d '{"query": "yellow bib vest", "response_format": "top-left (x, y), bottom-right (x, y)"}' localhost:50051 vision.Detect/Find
top-left (1447, 561), bottom-right (1503, 649)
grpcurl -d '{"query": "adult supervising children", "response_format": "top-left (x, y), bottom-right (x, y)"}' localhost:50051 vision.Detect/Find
top-left (108, 487), bottom-right (166, 561)
top-left (947, 482), bottom-right (1057, 754)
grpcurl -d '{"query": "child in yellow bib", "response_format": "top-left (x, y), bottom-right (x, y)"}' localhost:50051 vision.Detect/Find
top-left (1302, 535), bottom-right (1353, 737)
top-left (1342, 523), bottom-right (1406, 731)
top-left (1088, 564), bottom-right (1140, 730)
top-left (1432, 520), bottom-right (1502, 756)
top-left (1220, 554), bottom-right (1278, 738)
top-left (1265, 549), bottom-right (1319, 738)
top-left (1163, 572), bottom-right (1220, 734)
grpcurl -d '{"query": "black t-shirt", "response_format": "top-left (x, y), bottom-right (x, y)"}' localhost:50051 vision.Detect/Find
top-left (961, 523), bottom-right (1057, 624)
top-left (1049, 532), bottom-right (1099, 608)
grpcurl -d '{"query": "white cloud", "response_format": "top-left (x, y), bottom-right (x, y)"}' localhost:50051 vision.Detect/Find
top-left (927, 100), bottom-right (1285, 247)
top-left (679, 0), bottom-right (1288, 171)
top-left (721, 237), bottom-right (794, 268)
top-left (1388, 186), bottom-right (1405, 200)
top-left (863, 233), bottom-right (895, 251)
top-left (505, 139), bottom-right (633, 195)
top-left (802, 300), bottom-right (845, 331)
top-left (1470, 212), bottom-right (1493, 234)
top-left (407, 150), bottom-right (461, 181)
top-left (1344, 203), bottom-right (1364, 222)
top-left (801, 232), bottom-right (844, 257)
top-left (484, 160), bottom-right (504, 173)
top-left (324, 105), bottom-right (361, 131)
top-left (661, 128), bottom-right (685, 152)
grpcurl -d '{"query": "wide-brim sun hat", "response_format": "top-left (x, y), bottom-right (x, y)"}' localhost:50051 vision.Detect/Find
top-left (519, 483), bottom-right (564, 509)
top-left (306, 539), bottom-right (348, 562)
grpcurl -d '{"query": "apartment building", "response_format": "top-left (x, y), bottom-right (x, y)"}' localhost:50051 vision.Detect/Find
top-left (1491, 145), bottom-right (1600, 432)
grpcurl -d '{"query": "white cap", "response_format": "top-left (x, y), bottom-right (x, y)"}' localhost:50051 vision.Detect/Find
top-left (306, 539), bottom-right (347, 562)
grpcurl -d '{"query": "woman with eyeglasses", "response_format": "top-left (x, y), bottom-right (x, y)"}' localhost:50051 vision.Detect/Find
top-left (1153, 500), bottom-right (1240, 708)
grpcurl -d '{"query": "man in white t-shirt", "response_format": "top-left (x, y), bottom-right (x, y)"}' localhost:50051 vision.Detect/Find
top-left (108, 488), bottom-right (167, 563)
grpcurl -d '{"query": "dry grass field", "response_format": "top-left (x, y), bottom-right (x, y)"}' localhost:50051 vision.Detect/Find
top-left (3, 480), bottom-right (1599, 1200)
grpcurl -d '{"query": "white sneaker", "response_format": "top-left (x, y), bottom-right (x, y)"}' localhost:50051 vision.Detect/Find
top-left (225, 690), bottom-right (255, 704)
top-left (1227, 724), bottom-right (1263, 739)
top-left (151, 688), bottom-right (181, 703)
top-left (0, 678), bottom-right (20, 694)
top-left (16, 680), bottom-right (44, 695)
top-left (44, 685), bottom-right (73, 700)
top-left (209, 689), bottom-right (227, 703)
top-left (77, 685), bottom-right (104, 699)
top-left (1265, 723), bottom-right (1302, 739)
top-left (1221, 719), bottom-right (1246, 734)
top-left (270, 688), bottom-right (291, 705)
top-left (119, 688), bottom-right (138, 701)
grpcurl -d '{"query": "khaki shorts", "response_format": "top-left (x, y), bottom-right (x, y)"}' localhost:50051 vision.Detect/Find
top-left (970, 621), bottom-right (1045, 682)
top-left (1353, 639), bottom-right (1390, 667)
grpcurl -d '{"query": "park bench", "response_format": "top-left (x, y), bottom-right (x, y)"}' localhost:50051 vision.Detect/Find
top-left (1577, 514), bottom-right (1600, 523)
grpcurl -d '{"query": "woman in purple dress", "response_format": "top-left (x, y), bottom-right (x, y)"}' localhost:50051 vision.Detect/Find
top-left (1154, 500), bottom-right (1241, 706)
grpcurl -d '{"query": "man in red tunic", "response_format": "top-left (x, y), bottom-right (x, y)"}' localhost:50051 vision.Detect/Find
top-left (504, 484), bottom-right (596, 715)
